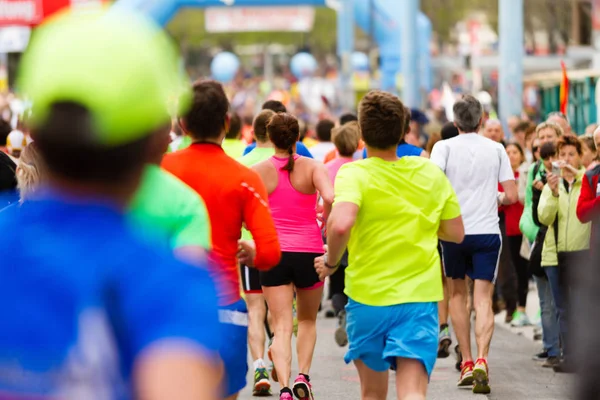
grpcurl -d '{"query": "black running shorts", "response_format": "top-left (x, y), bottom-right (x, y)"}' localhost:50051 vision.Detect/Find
top-left (260, 251), bottom-right (323, 289)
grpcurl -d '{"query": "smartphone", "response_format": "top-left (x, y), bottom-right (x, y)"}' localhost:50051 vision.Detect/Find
top-left (552, 161), bottom-right (561, 176)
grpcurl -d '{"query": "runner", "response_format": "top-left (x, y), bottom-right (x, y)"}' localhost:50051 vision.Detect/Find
top-left (222, 112), bottom-right (246, 159)
top-left (243, 100), bottom-right (313, 158)
top-left (315, 90), bottom-right (464, 400)
top-left (238, 108), bottom-right (276, 396)
top-left (162, 80), bottom-right (281, 400)
top-left (251, 112), bottom-right (334, 400)
top-left (0, 10), bottom-right (222, 398)
top-left (431, 95), bottom-right (518, 394)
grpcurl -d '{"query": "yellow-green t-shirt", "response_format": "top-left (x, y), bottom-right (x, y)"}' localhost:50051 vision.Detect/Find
top-left (334, 157), bottom-right (461, 306)
top-left (222, 138), bottom-right (246, 159)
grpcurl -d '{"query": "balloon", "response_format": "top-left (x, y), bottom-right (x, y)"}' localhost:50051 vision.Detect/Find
top-left (351, 52), bottom-right (369, 72)
top-left (290, 52), bottom-right (317, 80)
top-left (210, 52), bottom-right (240, 83)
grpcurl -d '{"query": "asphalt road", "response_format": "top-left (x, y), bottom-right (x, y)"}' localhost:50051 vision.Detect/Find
top-left (239, 312), bottom-right (572, 399)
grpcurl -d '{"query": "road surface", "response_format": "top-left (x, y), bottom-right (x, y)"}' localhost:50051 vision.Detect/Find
top-left (239, 312), bottom-right (572, 399)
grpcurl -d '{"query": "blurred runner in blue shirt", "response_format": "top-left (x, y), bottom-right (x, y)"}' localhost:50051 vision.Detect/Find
top-left (0, 10), bottom-right (222, 400)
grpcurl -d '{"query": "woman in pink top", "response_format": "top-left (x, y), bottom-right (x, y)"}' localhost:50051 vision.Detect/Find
top-left (253, 113), bottom-right (334, 400)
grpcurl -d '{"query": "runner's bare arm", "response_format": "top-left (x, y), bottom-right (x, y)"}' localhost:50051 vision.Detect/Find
top-left (134, 348), bottom-right (222, 400)
top-left (326, 202), bottom-right (358, 265)
top-left (499, 179), bottom-right (518, 205)
top-left (312, 161), bottom-right (335, 220)
top-left (242, 170), bottom-right (281, 270)
top-left (438, 215), bottom-right (465, 244)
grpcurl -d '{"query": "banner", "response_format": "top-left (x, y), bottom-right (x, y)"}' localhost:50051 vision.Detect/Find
top-left (0, 0), bottom-right (43, 26)
top-left (205, 6), bottom-right (315, 33)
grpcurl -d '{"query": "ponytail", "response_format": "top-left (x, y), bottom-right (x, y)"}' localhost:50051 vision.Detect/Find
top-left (283, 146), bottom-right (294, 172)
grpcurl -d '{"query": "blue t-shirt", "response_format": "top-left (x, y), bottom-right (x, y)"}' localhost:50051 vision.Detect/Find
top-left (244, 141), bottom-right (313, 158)
top-left (0, 194), bottom-right (220, 398)
top-left (362, 141), bottom-right (423, 159)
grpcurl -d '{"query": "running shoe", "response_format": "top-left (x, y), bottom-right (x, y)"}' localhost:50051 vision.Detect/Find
top-left (472, 358), bottom-right (491, 394)
top-left (532, 349), bottom-right (549, 361)
top-left (510, 311), bottom-right (532, 327)
top-left (268, 346), bottom-right (278, 383)
top-left (279, 389), bottom-right (293, 400)
top-left (335, 310), bottom-right (348, 347)
top-left (454, 344), bottom-right (462, 372)
top-left (292, 375), bottom-right (314, 400)
top-left (457, 361), bottom-right (474, 387)
top-left (252, 368), bottom-right (271, 396)
top-left (437, 327), bottom-right (452, 358)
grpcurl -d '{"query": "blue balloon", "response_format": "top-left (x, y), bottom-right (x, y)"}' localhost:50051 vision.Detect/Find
top-left (290, 52), bottom-right (317, 79)
top-left (351, 52), bottom-right (369, 71)
top-left (210, 52), bottom-right (240, 83)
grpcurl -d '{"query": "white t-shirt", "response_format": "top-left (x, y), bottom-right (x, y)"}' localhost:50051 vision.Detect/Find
top-left (430, 133), bottom-right (514, 235)
top-left (310, 142), bottom-right (336, 163)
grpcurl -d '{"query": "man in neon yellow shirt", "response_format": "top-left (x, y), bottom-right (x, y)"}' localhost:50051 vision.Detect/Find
top-left (315, 90), bottom-right (464, 400)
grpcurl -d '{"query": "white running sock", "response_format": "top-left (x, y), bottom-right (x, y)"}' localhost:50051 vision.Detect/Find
top-left (254, 358), bottom-right (266, 370)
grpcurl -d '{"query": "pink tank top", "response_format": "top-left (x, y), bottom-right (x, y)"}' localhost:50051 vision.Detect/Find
top-left (268, 155), bottom-right (324, 253)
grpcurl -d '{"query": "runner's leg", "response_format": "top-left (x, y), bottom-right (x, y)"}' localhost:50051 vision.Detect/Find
top-left (246, 292), bottom-right (267, 358)
top-left (354, 360), bottom-right (388, 400)
top-left (263, 284), bottom-right (295, 389)
top-left (296, 285), bottom-right (324, 374)
top-left (474, 279), bottom-right (495, 359)
top-left (394, 358), bottom-right (428, 400)
top-left (448, 278), bottom-right (473, 362)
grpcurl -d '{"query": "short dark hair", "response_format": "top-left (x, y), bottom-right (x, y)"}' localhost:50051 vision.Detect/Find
top-left (0, 119), bottom-right (11, 146)
top-left (339, 113), bottom-right (358, 126)
top-left (441, 122), bottom-right (459, 140)
top-left (267, 113), bottom-right (299, 172)
top-left (33, 102), bottom-right (152, 184)
top-left (262, 100), bottom-right (286, 113)
top-left (225, 113), bottom-right (242, 140)
top-left (453, 95), bottom-right (483, 133)
top-left (253, 109), bottom-right (275, 143)
top-left (557, 134), bottom-right (582, 156)
top-left (316, 119), bottom-right (334, 142)
top-left (540, 142), bottom-right (557, 160)
top-left (183, 80), bottom-right (229, 141)
top-left (358, 90), bottom-right (406, 150)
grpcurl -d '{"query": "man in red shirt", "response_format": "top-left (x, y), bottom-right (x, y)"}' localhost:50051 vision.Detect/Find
top-left (163, 80), bottom-right (281, 400)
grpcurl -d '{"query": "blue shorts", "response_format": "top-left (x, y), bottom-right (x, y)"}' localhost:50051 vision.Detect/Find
top-left (441, 234), bottom-right (501, 283)
top-left (344, 299), bottom-right (438, 377)
top-left (218, 299), bottom-right (249, 397)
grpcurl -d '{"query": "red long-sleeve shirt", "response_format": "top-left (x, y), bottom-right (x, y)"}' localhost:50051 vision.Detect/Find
top-left (162, 143), bottom-right (281, 306)
top-left (499, 170), bottom-right (525, 236)
top-left (577, 164), bottom-right (600, 223)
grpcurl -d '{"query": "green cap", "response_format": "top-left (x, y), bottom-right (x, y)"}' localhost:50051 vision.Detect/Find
top-left (17, 9), bottom-right (191, 147)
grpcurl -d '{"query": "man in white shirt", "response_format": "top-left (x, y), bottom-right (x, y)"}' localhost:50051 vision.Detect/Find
top-left (310, 119), bottom-right (336, 162)
top-left (430, 95), bottom-right (517, 395)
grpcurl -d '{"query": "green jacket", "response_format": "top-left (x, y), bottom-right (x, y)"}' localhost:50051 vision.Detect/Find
top-left (537, 168), bottom-right (591, 267)
top-left (519, 162), bottom-right (544, 242)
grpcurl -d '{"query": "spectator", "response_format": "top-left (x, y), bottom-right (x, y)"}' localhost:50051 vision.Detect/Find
top-left (525, 124), bottom-right (538, 163)
top-left (310, 119), bottom-right (336, 162)
top-left (576, 127), bottom-right (600, 224)
top-left (513, 121), bottom-right (532, 161)
top-left (538, 134), bottom-right (591, 373)
top-left (408, 108), bottom-right (430, 148)
top-left (0, 119), bottom-right (12, 154)
top-left (482, 119), bottom-right (505, 144)
top-left (500, 143), bottom-right (530, 327)
top-left (547, 112), bottom-right (572, 135)
top-left (579, 136), bottom-right (598, 171)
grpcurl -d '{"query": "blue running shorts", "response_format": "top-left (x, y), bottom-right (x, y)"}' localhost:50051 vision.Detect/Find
top-left (344, 299), bottom-right (438, 377)
top-left (218, 298), bottom-right (249, 396)
top-left (441, 234), bottom-right (502, 283)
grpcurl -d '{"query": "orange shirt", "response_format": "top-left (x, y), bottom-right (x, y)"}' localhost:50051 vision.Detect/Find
top-left (162, 143), bottom-right (281, 305)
